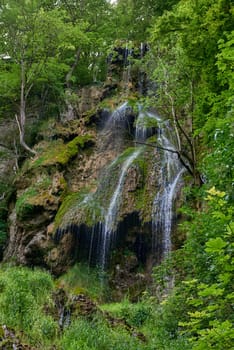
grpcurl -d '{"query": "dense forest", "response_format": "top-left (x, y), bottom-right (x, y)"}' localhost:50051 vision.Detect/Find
top-left (0, 0), bottom-right (233, 349)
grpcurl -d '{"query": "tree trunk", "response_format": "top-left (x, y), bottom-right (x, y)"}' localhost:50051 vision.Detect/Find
top-left (16, 62), bottom-right (36, 155)
top-left (65, 48), bottom-right (81, 89)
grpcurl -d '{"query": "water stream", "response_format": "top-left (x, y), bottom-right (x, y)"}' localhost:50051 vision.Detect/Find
top-left (151, 118), bottom-right (184, 259)
top-left (99, 105), bottom-right (184, 268)
top-left (66, 103), bottom-right (185, 270)
top-left (100, 148), bottom-right (141, 270)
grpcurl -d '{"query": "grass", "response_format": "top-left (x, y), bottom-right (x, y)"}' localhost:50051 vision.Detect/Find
top-left (57, 263), bottom-right (107, 301)
top-left (0, 264), bottom-right (191, 350)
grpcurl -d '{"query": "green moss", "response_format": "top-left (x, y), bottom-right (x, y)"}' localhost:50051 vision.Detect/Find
top-left (38, 118), bottom-right (82, 141)
top-left (110, 147), bottom-right (137, 167)
top-left (57, 263), bottom-right (106, 301)
top-left (147, 135), bottom-right (157, 143)
top-left (54, 145), bottom-right (156, 230)
top-left (15, 187), bottom-right (38, 220)
top-left (30, 134), bottom-right (94, 169)
top-left (127, 95), bottom-right (140, 113)
top-left (54, 189), bottom-right (104, 229)
top-left (83, 107), bottom-right (98, 124)
top-left (15, 174), bottom-right (63, 221)
top-left (54, 192), bottom-right (81, 228)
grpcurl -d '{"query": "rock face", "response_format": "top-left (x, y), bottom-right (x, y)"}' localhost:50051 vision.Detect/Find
top-left (2, 81), bottom-right (185, 295)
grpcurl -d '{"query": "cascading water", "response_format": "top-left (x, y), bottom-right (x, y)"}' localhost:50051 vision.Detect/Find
top-left (100, 148), bottom-right (141, 270)
top-left (135, 109), bottom-right (159, 142)
top-left (55, 101), bottom-right (185, 274)
top-left (134, 108), bottom-right (184, 259)
top-left (95, 106), bottom-right (184, 268)
top-left (122, 43), bottom-right (132, 92)
top-left (152, 118), bottom-right (185, 260)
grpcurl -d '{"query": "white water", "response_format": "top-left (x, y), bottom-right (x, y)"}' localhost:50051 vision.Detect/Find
top-left (135, 111), bottom-right (148, 141)
top-left (96, 104), bottom-right (184, 269)
top-left (111, 102), bottom-right (129, 124)
top-left (152, 118), bottom-right (184, 259)
top-left (135, 110), bottom-right (159, 142)
top-left (100, 148), bottom-right (141, 269)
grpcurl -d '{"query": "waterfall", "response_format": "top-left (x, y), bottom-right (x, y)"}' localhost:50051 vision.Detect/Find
top-left (135, 111), bottom-right (148, 142)
top-left (122, 43), bottom-right (132, 92)
top-left (110, 101), bottom-right (129, 124)
top-left (100, 148), bottom-right (141, 270)
top-left (135, 109), bottom-right (159, 142)
top-left (94, 107), bottom-right (184, 268)
top-left (152, 118), bottom-right (184, 259)
top-left (55, 102), bottom-right (184, 272)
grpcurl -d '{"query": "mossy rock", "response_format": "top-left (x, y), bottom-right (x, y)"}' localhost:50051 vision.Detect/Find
top-left (15, 187), bottom-right (39, 220)
top-left (54, 148), bottom-right (138, 230)
top-left (54, 190), bottom-right (104, 230)
top-left (83, 107), bottom-right (99, 125)
top-left (54, 145), bottom-right (157, 231)
top-left (30, 134), bottom-right (94, 169)
top-left (38, 119), bottom-right (83, 141)
top-left (15, 173), bottom-right (67, 221)
top-left (53, 148), bottom-right (145, 230)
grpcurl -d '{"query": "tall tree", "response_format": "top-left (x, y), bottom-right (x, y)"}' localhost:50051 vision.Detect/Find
top-left (146, 0), bottom-right (233, 186)
top-left (0, 1), bottom-right (67, 153)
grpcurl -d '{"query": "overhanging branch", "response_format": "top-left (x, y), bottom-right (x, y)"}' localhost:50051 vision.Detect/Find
top-left (135, 140), bottom-right (194, 177)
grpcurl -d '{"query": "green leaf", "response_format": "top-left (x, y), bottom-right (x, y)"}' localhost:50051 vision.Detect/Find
top-left (205, 237), bottom-right (227, 253)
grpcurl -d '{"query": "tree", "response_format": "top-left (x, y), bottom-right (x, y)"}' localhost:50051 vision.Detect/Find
top-left (0, 1), bottom-right (69, 153)
top-left (146, 0), bottom-right (233, 186)
top-left (58, 0), bottom-right (113, 87)
top-left (110, 0), bottom-right (180, 42)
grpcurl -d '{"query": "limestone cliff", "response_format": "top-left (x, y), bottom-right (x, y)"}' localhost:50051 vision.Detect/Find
top-left (1, 77), bottom-right (185, 295)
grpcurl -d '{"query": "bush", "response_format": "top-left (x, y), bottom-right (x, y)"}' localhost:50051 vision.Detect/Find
top-left (60, 318), bottom-right (146, 350)
top-left (57, 263), bottom-right (107, 301)
top-left (0, 266), bottom-right (58, 346)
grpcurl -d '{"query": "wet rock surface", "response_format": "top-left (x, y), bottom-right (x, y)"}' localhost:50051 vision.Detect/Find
top-left (2, 81), bottom-right (185, 284)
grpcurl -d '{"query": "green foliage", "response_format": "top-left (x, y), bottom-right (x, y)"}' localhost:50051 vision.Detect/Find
top-left (111, 0), bottom-right (180, 42)
top-left (0, 2), bottom-right (69, 120)
top-left (0, 266), bottom-right (58, 346)
top-left (60, 317), bottom-right (145, 350)
top-left (152, 187), bottom-right (234, 349)
top-left (57, 263), bottom-right (107, 301)
top-left (102, 299), bottom-right (152, 327)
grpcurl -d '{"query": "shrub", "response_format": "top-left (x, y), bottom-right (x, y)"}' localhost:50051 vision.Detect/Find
top-left (0, 266), bottom-right (58, 346)
top-left (60, 318), bottom-right (146, 350)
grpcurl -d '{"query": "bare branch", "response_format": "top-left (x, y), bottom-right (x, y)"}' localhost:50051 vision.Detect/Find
top-left (135, 140), bottom-right (194, 177)
top-left (165, 88), bottom-right (181, 152)
top-left (15, 114), bottom-right (37, 155)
